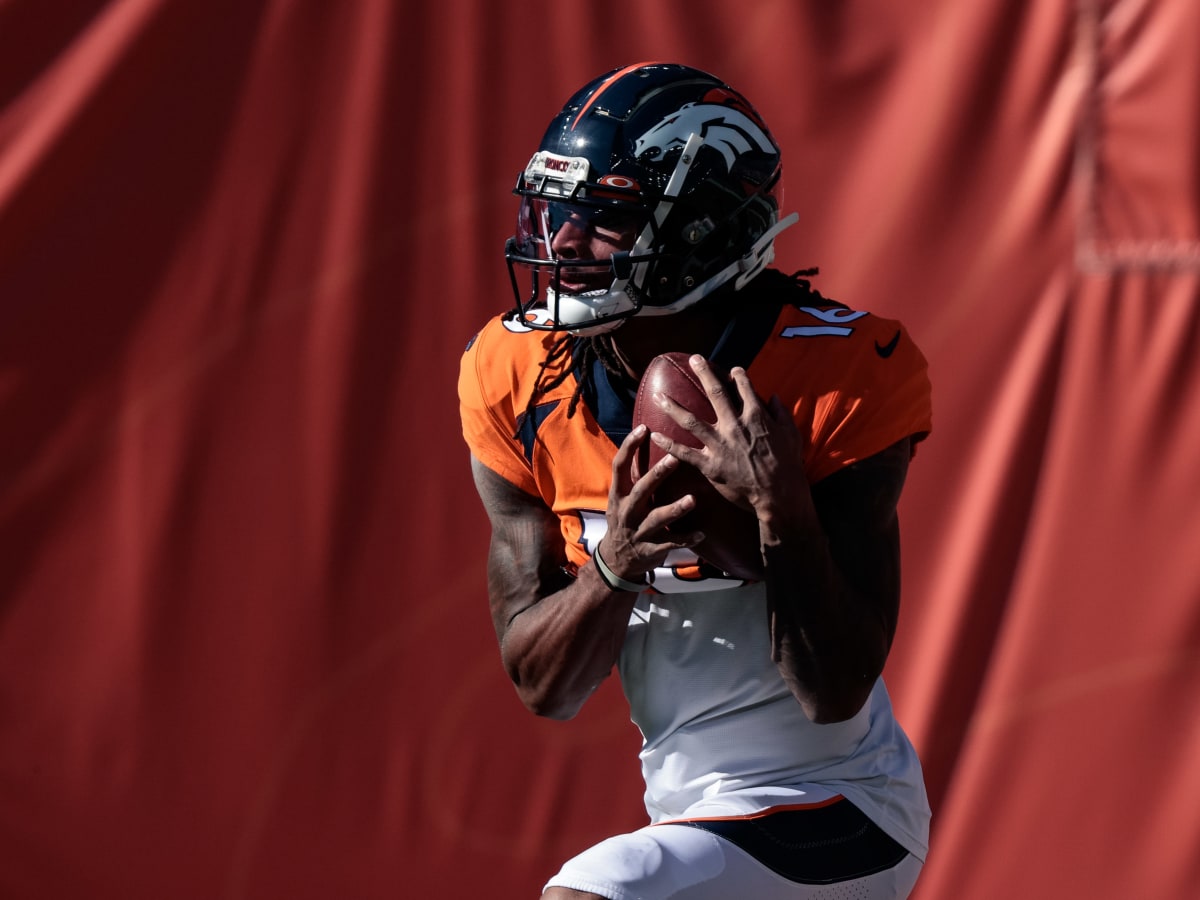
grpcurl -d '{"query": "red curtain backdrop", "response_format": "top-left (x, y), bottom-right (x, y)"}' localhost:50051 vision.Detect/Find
top-left (2, 2), bottom-right (1197, 898)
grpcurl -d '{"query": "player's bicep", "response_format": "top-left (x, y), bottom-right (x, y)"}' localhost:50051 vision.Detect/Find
top-left (809, 437), bottom-right (912, 646)
top-left (469, 456), bottom-right (570, 641)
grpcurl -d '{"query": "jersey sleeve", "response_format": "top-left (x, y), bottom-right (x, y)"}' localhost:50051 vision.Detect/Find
top-left (770, 312), bottom-right (932, 484)
top-left (801, 319), bottom-right (931, 482)
top-left (457, 319), bottom-right (540, 495)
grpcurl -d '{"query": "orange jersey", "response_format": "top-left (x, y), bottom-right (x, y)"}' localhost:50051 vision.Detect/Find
top-left (459, 296), bottom-right (932, 573)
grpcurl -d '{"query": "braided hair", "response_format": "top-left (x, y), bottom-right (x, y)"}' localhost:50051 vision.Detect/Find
top-left (516, 267), bottom-right (830, 434)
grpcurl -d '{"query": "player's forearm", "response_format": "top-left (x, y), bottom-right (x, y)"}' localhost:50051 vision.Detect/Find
top-left (756, 502), bottom-right (890, 724)
top-left (498, 563), bottom-right (638, 720)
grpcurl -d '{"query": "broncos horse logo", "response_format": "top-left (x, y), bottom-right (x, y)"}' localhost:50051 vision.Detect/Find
top-left (633, 100), bottom-right (775, 172)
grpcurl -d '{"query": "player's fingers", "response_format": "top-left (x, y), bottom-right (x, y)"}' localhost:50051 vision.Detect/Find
top-left (653, 391), bottom-right (717, 444)
top-left (637, 496), bottom-right (703, 544)
top-left (610, 424), bottom-right (648, 493)
top-left (627, 455), bottom-right (697, 528)
top-left (626, 450), bottom-right (681, 509)
top-left (729, 367), bottom-right (766, 418)
top-left (688, 355), bottom-right (738, 420)
top-left (649, 431), bottom-right (704, 469)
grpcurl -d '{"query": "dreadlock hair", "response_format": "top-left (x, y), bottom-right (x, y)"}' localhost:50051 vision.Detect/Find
top-left (515, 267), bottom-right (833, 436)
top-left (512, 331), bottom-right (624, 439)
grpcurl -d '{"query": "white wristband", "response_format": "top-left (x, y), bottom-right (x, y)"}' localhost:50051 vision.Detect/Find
top-left (593, 546), bottom-right (648, 593)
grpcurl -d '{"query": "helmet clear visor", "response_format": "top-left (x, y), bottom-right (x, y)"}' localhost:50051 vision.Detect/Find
top-left (513, 196), bottom-right (645, 263)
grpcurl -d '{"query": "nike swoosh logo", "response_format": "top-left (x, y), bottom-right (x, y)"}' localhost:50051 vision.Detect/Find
top-left (875, 330), bottom-right (901, 358)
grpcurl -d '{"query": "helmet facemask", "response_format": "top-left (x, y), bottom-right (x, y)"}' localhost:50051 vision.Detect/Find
top-left (505, 152), bottom-right (662, 336)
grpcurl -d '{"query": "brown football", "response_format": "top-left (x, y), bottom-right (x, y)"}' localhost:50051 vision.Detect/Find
top-left (632, 352), bottom-right (763, 581)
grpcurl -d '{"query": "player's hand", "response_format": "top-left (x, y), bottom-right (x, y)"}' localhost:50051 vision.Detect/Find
top-left (599, 424), bottom-right (705, 583)
top-left (650, 355), bottom-right (807, 513)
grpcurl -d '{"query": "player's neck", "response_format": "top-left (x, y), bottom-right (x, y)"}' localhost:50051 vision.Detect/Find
top-left (608, 308), bottom-right (733, 379)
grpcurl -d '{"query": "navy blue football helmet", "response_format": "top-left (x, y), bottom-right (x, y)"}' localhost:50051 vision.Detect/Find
top-left (505, 62), bottom-right (798, 335)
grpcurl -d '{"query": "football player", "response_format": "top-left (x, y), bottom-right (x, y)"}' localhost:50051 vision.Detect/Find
top-left (459, 62), bottom-right (933, 899)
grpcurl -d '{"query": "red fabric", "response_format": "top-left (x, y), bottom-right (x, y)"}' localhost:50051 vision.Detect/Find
top-left (1, 2), bottom-right (1197, 898)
